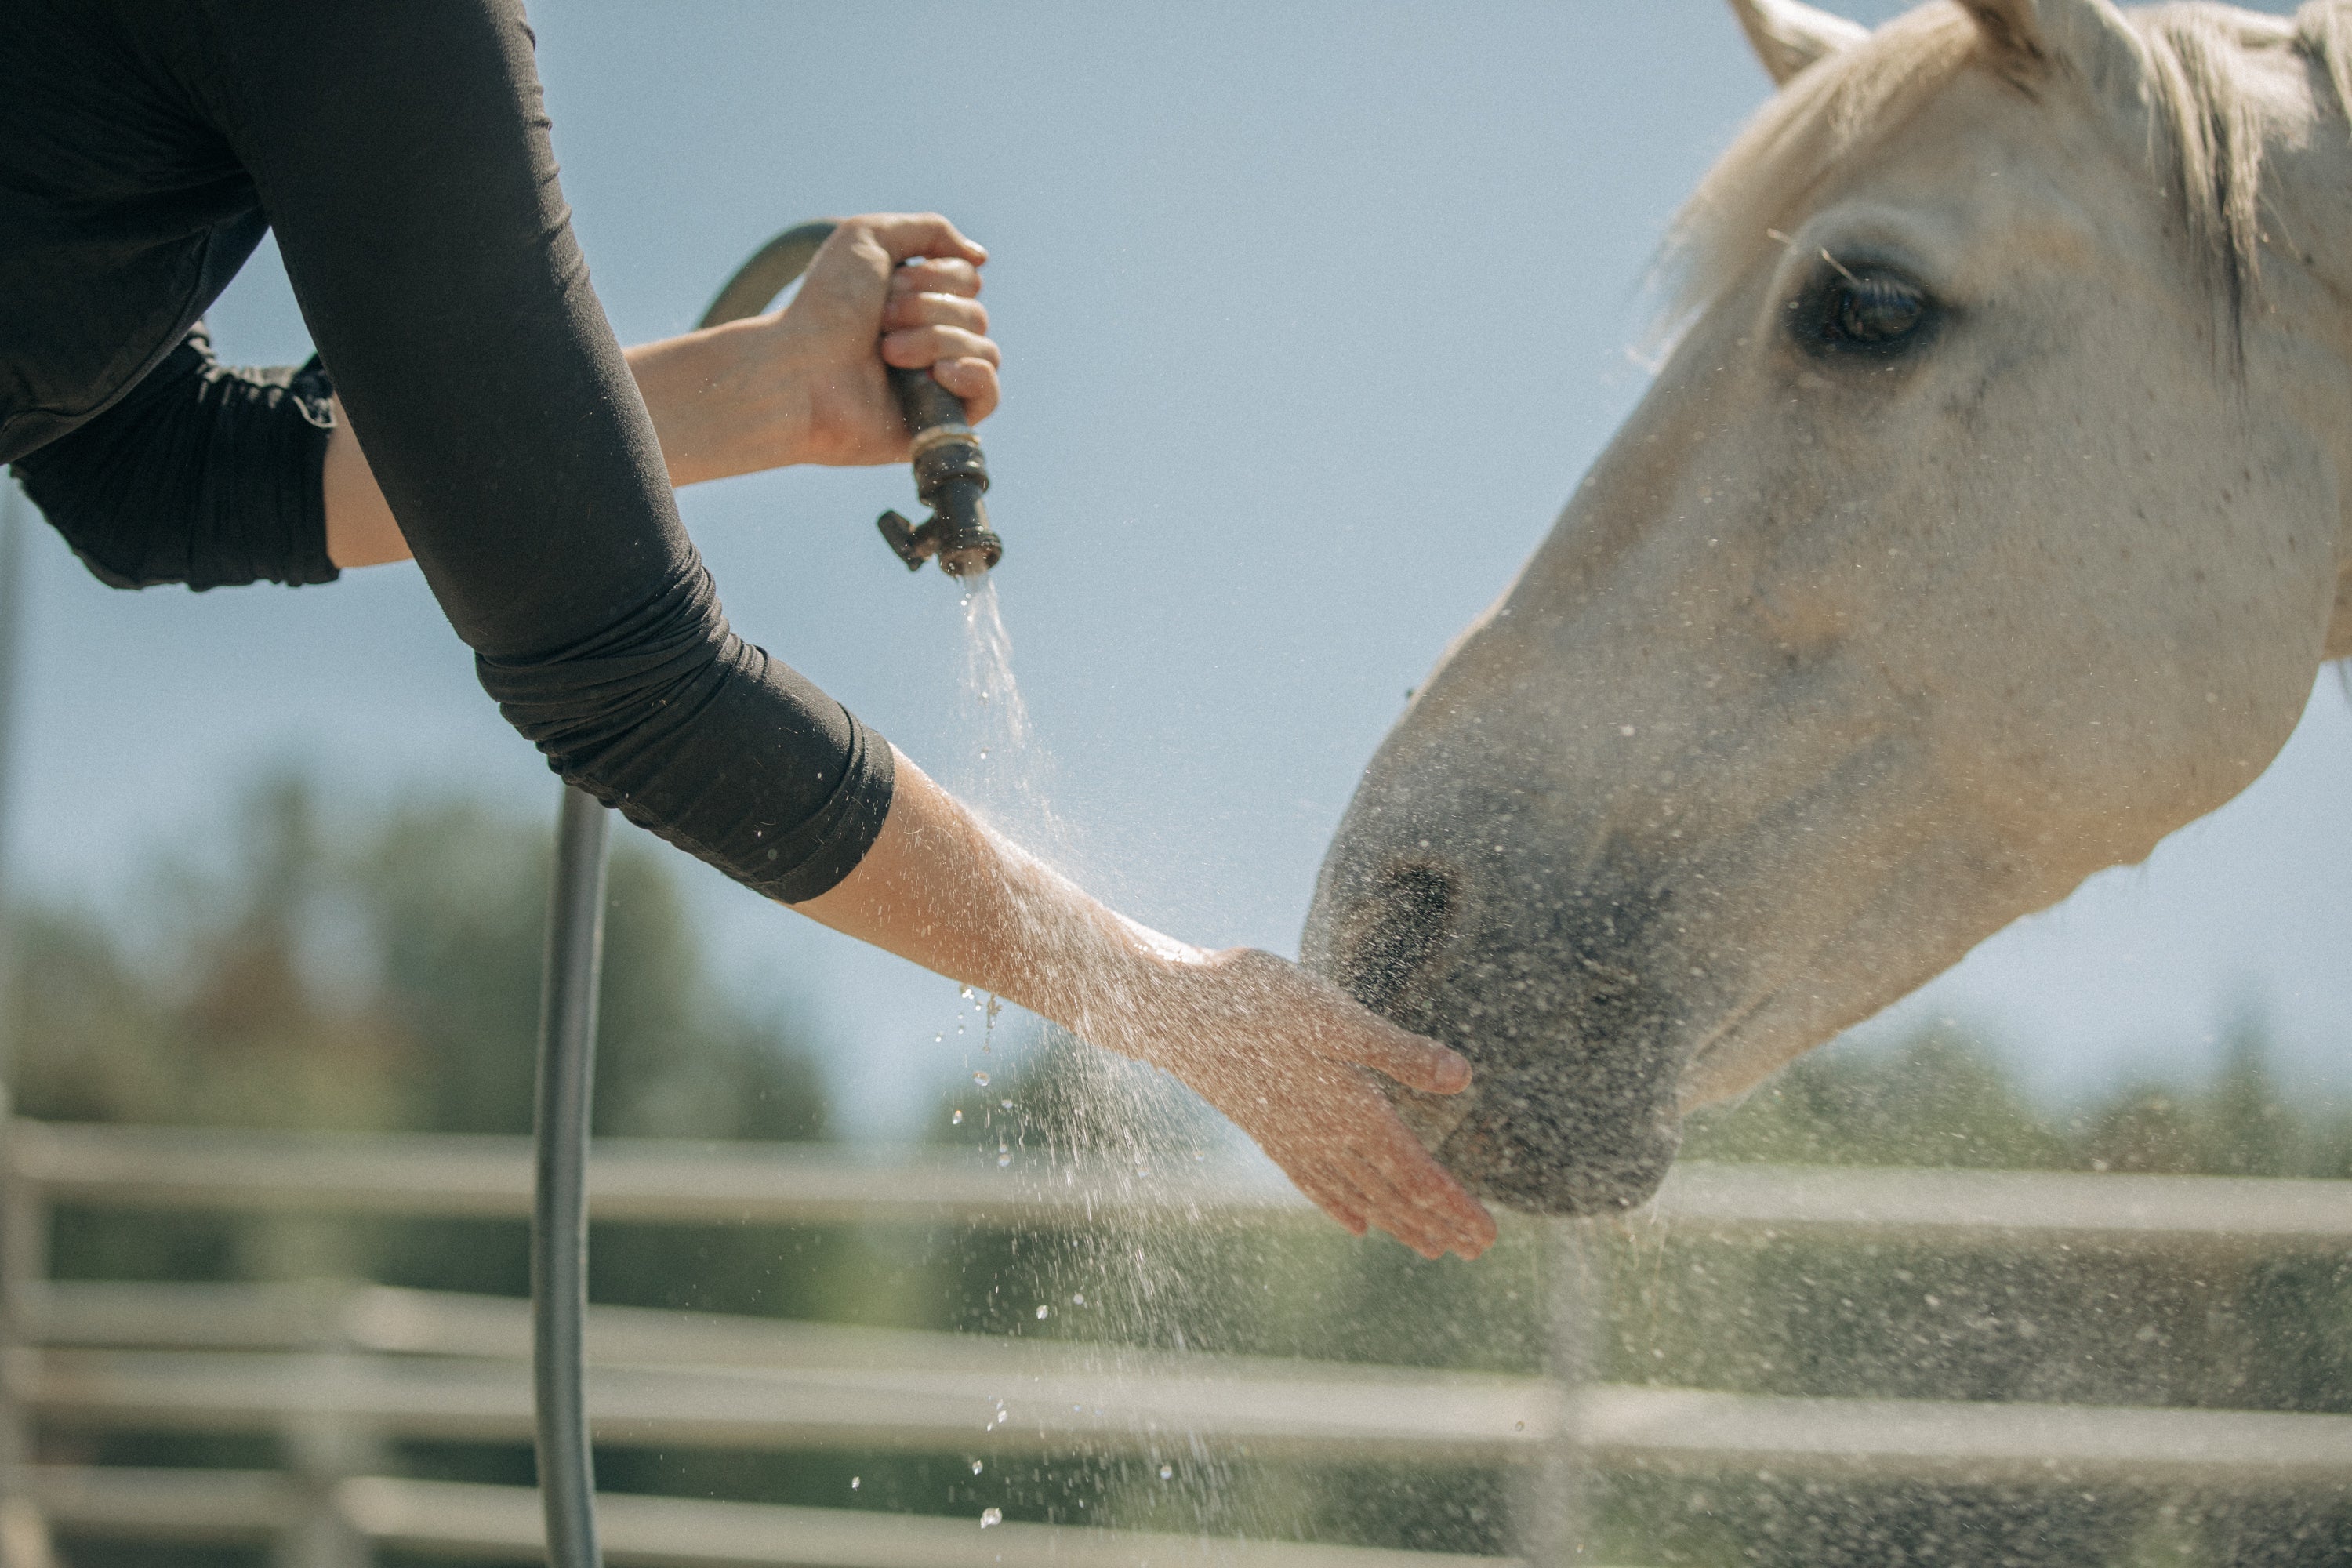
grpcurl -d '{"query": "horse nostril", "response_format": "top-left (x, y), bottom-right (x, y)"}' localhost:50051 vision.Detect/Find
top-left (1345, 862), bottom-right (1457, 1014)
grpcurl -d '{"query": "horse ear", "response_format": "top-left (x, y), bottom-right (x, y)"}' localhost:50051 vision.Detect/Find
top-left (1730, 0), bottom-right (1870, 85)
top-left (1955, 0), bottom-right (2152, 104)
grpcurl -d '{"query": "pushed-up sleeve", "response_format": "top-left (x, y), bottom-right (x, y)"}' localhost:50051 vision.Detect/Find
top-left (176, 0), bottom-right (894, 904)
top-left (11, 325), bottom-right (339, 591)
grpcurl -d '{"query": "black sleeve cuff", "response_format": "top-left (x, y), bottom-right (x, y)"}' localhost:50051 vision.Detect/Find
top-left (475, 557), bottom-right (898, 906)
top-left (8, 325), bottom-right (339, 591)
top-left (756, 708), bottom-right (897, 902)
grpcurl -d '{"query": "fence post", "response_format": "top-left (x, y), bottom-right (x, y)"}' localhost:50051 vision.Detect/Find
top-left (0, 1101), bottom-right (53, 1568)
top-left (274, 1324), bottom-right (383, 1568)
top-left (1515, 1218), bottom-right (1600, 1567)
top-left (0, 489), bottom-right (53, 1568)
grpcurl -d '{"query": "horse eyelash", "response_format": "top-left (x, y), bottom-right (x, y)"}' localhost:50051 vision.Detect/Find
top-left (1760, 228), bottom-right (1864, 292)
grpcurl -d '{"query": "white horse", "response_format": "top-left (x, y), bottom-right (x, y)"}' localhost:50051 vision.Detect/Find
top-left (1301, 0), bottom-right (2352, 1214)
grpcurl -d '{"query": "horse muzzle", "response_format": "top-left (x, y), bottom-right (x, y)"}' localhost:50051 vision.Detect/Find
top-left (1428, 1065), bottom-right (1682, 1216)
top-left (1307, 845), bottom-right (1691, 1218)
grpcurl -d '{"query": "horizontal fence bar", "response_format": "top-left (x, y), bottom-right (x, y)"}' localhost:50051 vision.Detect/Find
top-left (1650, 1162), bottom-right (2352, 1256)
top-left (1577, 1385), bottom-right (2352, 1490)
top-left (29, 1462), bottom-right (296, 1545)
top-left (5, 1121), bottom-right (1305, 1225)
top-left (15, 1122), bottom-right (2351, 1254)
top-left (11, 1282), bottom-right (1550, 1462)
top-left (13, 1345), bottom-right (1552, 1464)
top-left (16, 1280), bottom-right (1504, 1388)
top-left (24, 1347), bottom-right (2352, 1490)
top-left (31, 1468), bottom-right (1527, 1568)
top-left (14, 1283), bottom-right (2352, 1488)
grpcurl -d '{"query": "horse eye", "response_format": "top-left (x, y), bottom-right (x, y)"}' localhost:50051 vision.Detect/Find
top-left (1836, 274), bottom-right (1926, 343)
top-left (1795, 263), bottom-right (1936, 359)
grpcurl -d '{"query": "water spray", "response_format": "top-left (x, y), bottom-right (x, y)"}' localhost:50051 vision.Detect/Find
top-left (530, 220), bottom-right (998, 1568)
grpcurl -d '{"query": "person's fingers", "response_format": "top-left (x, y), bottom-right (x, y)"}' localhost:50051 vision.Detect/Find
top-left (1331, 1097), bottom-right (1494, 1258)
top-left (882, 292), bottom-right (989, 336)
top-left (1292, 1168), bottom-right (1370, 1237)
top-left (926, 358), bottom-right (999, 423)
top-left (880, 325), bottom-right (1001, 372)
top-left (1348, 1163), bottom-right (1451, 1260)
top-left (1400, 1160), bottom-right (1496, 1258)
top-left (1338, 1019), bottom-right (1474, 1097)
top-left (889, 258), bottom-right (982, 298)
top-left (855, 212), bottom-right (987, 267)
top-left (1359, 1116), bottom-right (1494, 1243)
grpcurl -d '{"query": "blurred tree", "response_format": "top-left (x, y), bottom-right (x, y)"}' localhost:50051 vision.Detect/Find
top-left (1681, 1025), bottom-right (2064, 1170)
top-left (10, 769), bottom-right (829, 1142)
top-left (9, 779), bottom-right (2351, 1567)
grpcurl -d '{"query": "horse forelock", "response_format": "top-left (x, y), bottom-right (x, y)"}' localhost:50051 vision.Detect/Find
top-left (1654, 0), bottom-right (2352, 357)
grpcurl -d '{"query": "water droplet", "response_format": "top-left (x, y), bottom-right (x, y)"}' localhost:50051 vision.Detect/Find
top-left (952, 1109), bottom-right (964, 1125)
top-left (934, 1033), bottom-right (944, 1044)
top-left (850, 1477), bottom-right (861, 1490)
top-left (980, 1508), bottom-right (1002, 1529)
top-left (972, 1461), bottom-right (984, 1475)
top-left (1514, 1421), bottom-right (1526, 1431)
top-left (1192, 1149), bottom-right (1204, 1161)
top-left (1158, 1465), bottom-right (1173, 1481)
top-left (1000, 1098), bottom-right (1013, 1110)
top-left (996, 1410), bottom-right (1010, 1425)
top-left (997, 1150), bottom-right (1012, 1168)
top-left (978, 748), bottom-right (991, 760)
top-left (974, 1071), bottom-right (990, 1087)
top-left (960, 986), bottom-right (976, 1001)
top-left (1035, 1304), bottom-right (1049, 1319)
top-left (1071, 1292), bottom-right (1085, 1306)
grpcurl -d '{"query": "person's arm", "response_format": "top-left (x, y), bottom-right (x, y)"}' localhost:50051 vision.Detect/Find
top-left (11, 326), bottom-right (343, 590)
top-left (325, 216), bottom-right (1002, 568)
top-left (802, 757), bottom-right (1497, 1261)
top-left (201, 0), bottom-right (1488, 1258)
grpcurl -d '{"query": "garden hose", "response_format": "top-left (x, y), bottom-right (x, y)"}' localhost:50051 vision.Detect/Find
top-left (529, 218), bottom-right (996, 1568)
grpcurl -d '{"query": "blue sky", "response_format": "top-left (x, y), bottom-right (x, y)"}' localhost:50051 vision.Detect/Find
top-left (5, 0), bottom-right (2341, 1134)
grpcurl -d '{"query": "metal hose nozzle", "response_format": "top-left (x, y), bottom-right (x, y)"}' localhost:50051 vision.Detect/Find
top-left (703, 221), bottom-right (1003, 579)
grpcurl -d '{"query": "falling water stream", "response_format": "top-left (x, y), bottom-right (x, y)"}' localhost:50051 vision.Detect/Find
top-left (933, 572), bottom-right (1258, 1541)
top-left (925, 577), bottom-right (1547, 1555)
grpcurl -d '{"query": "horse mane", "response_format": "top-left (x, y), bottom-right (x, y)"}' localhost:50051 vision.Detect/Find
top-left (1660, 0), bottom-right (2352, 343)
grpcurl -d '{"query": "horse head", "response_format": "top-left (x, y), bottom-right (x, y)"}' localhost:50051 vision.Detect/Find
top-left (1303, 0), bottom-right (2352, 1216)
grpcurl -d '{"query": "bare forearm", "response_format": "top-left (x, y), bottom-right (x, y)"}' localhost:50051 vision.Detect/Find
top-left (795, 753), bottom-right (1189, 1051)
top-left (324, 215), bottom-right (1003, 572)
top-left (322, 332), bottom-right (764, 570)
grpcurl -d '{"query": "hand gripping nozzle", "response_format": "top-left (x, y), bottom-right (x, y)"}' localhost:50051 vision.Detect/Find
top-left (877, 365), bottom-right (1003, 579)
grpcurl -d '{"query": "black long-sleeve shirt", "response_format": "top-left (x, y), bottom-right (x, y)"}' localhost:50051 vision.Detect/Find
top-left (1, 0), bottom-right (894, 902)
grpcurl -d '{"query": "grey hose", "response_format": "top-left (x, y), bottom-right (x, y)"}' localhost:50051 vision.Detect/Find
top-left (530, 220), bottom-right (835, 1568)
top-left (698, 220), bottom-right (837, 330)
top-left (532, 785), bottom-right (612, 1568)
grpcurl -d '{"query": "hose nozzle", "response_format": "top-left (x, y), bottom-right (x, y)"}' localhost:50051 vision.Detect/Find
top-left (702, 220), bottom-right (1004, 582)
top-left (877, 368), bottom-right (1002, 579)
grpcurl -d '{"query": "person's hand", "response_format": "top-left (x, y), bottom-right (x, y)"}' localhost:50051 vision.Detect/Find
top-left (625, 212), bottom-right (1000, 486)
top-left (1135, 949), bottom-right (1498, 1261)
top-left (771, 212), bottom-right (999, 466)
top-left (794, 761), bottom-right (1492, 1261)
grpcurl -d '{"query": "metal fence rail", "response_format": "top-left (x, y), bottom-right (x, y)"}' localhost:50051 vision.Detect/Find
top-left (14, 1281), bottom-right (2351, 1486)
top-left (4, 1120), bottom-right (2350, 1567)
top-left (31, 1469), bottom-right (1526, 1568)
top-left (17, 1120), bottom-right (2352, 1250)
